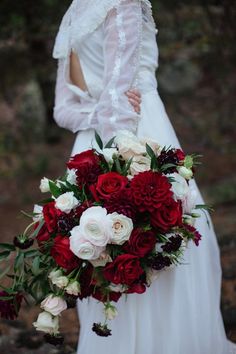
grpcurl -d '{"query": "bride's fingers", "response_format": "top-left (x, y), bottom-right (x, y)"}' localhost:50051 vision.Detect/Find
top-left (126, 91), bottom-right (142, 104)
top-left (128, 98), bottom-right (141, 113)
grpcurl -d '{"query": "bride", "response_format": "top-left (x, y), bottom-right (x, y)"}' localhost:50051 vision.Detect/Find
top-left (52, 0), bottom-right (234, 353)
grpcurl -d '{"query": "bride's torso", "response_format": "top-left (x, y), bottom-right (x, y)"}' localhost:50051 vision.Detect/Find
top-left (67, 1), bottom-right (159, 99)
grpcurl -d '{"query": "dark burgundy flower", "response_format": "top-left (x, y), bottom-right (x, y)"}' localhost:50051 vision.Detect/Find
top-left (147, 254), bottom-right (172, 270)
top-left (151, 198), bottom-right (182, 233)
top-left (123, 229), bottom-right (156, 257)
top-left (57, 214), bottom-right (76, 234)
top-left (157, 148), bottom-right (185, 173)
top-left (78, 264), bottom-right (94, 300)
top-left (44, 334), bottom-right (64, 346)
top-left (162, 235), bottom-right (183, 253)
top-left (104, 188), bottom-right (136, 220)
top-left (183, 224), bottom-right (202, 246)
top-left (92, 289), bottom-right (121, 303)
top-left (13, 236), bottom-right (34, 249)
top-left (0, 291), bottom-right (23, 320)
top-left (92, 323), bottom-right (112, 337)
top-left (130, 171), bottom-right (173, 213)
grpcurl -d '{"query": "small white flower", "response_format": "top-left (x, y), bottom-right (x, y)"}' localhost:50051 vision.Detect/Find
top-left (177, 166), bottom-right (193, 180)
top-left (39, 177), bottom-right (51, 193)
top-left (89, 252), bottom-right (112, 267)
top-left (79, 206), bottom-right (113, 247)
top-left (110, 212), bottom-right (133, 245)
top-left (40, 294), bottom-right (67, 316)
top-left (65, 280), bottom-right (81, 296)
top-left (115, 130), bottom-right (146, 160)
top-left (168, 173), bottom-right (189, 201)
top-left (70, 226), bottom-right (105, 260)
top-left (66, 169), bottom-right (77, 185)
top-left (103, 304), bottom-right (118, 321)
top-left (102, 148), bottom-right (118, 164)
top-left (33, 204), bottom-right (43, 222)
top-left (48, 269), bottom-right (69, 288)
top-left (55, 192), bottom-right (79, 214)
top-left (183, 186), bottom-right (198, 214)
top-left (33, 311), bottom-right (59, 334)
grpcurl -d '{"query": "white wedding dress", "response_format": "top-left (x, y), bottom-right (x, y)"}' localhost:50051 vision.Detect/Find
top-left (52, 1), bottom-right (235, 353)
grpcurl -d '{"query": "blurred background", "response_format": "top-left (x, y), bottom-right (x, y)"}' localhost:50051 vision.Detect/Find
top-left (0, 0), bottom-right (235, 353)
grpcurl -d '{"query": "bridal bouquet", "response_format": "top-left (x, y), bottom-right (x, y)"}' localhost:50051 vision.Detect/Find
top-left (0, 130), bottom-right (207, 343)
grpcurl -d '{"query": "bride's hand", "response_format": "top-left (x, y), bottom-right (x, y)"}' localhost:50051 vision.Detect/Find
top-left (126, 89), bottom-right (142, 114)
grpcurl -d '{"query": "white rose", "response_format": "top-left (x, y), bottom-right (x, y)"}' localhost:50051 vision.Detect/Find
top-left (70, 226), bottom-right (105, 260)
top-left (66, 169), bottom-right (77, 185)
top-left (177, 166), bottom-right (193, 180)
top-left (90, 252), bottom-right (112, 267)
top-left (102, 148), bottom-right (118, 164)
top-left (79, 206), bottom-right (113, 246)
top-left (168, 173), bottom-right (189, 201)
top-left (115, 130), bottom-right (146, 160)
top-left (33, 204), bottom-right (43, 222)
top-left (65, 280), bottom-right (81, 296)
top-left (183, 186), bottom-right (198, 214)
top-left (48, 269), bottom-right (63, 282)
top-left (130, 155), bottom-right (151, 176)
top-left (55, 192), bottom-right (79, 214)
top-left (33, 311), bottom-right (59, 334)
top-left (54, 276), bottom-right (69, 289)
top-left (39, 177), bottom-right (51, 193)
top-left (103, 305), bottom-right (118, 320)
top-left (110, 212), bottom-right (133, 245)
top-left (40, 294), bottom-right (67, 316)
top-left (140, 137), bottom-right (161, 155)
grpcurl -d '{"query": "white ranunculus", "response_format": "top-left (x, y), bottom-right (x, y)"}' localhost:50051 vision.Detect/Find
top-left (177, 166), bottom-right (193, 180)
top-left (102, 148), bottom-right (118, 164)
top-left (130, 155), bottom-right (151, 176)
top-left (183, 186), bottom-right (198, 214)
top-left (110, 212), bottom-right (133, 245)
top-left (89, 252), bottom-right (112, 267)
top-left (115, 130), bottom-right (146, 160)
top-left (70, 226), bottom-right (105, 260)
top-left (108, 283), bottom-right (128, 293)
top-left (103, 305), bottom-right (118, 320)
top-left (33, 204), bottom-right (43, 222)
top-left (55, 192), bottom-right (79, 214)
top-left (168, 173), bottom-right (189, 201)
top-left (79, 206), bottom-right (113, 247)
top-left (39, 177), bottom-right (51, 193)
top-left (40, 294), bottom-right (67, 316)
top-left (33, 311), bottom-right (59, 334)
top-left (65, 280), bottom-right (81, 296)
top-left (66, 169), bottom-right (77, 185)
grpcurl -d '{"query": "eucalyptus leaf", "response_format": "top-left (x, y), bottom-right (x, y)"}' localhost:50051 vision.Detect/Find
top-left (104, 136), bottom-right (116, 148)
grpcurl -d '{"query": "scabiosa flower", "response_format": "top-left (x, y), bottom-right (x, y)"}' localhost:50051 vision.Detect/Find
top-left (64, 294), bottom-right (78, 309)
top-left (44, 333), bottom-right (64, 346)
top-left (57, 214), bottom-right (76, 234)
top-left (161, 235), bottom-right (183, 253)
top-left (157, 148), bottom-right (185, 173)
top-left (130, 171), bottom-right (173, 213)
top-left (146, 254), bottom-right (172, 271)
top-left (13, 235), bottom-right (34, 249)
top-left (92, 323), bottom-right (112, 337)
top-left (0, 291), bottom-right (23, 320)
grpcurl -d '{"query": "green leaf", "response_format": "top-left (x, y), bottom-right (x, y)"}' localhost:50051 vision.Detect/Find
top-left (146, 143), bottom-right (156, 159)
top-left (95, 131), bottom-right (103, 150)
top-left (31, 220), bottom-right (44, 239)
top-left (114, 158), bottom-right (122, 174)
top-left (49, 181), bottom-right (62, 198)
top-left (0, 243), bottom-right (16, 251)
top-left (0, 251), bottom-right (11, 261)
top-left (122, 157), bottom-right (133, 176)
top-left (0, 265), bottom-right (11, 280)
top-left (160, 163), bottom-right (177, 172)
top-left (14, 252), bottom-right (24, 271)
top-left (32, 256), bottom-right (41, 276)
top-left (184, 155), bottom-right (194, 169)
top-left (24, 250), bottom-right (39, 258)
top-left (105, 136), bottom-right (116, 148)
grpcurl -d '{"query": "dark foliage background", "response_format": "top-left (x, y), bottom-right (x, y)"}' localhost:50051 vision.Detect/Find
top-left (0, 1), bottom-right (235, 352)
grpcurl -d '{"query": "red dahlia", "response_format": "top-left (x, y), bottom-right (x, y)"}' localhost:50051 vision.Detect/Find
top-left (130, 171), bottom-right (173, 213)
top-left (104, 188), bottom-right (136, 220)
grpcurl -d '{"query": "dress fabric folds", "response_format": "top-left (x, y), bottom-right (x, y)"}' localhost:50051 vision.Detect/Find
top-left (52, 1), bottom-right (235, 353)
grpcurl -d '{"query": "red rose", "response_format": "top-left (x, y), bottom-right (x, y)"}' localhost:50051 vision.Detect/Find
top-left (130, 171), bottom-right (173, 212)
top-left (95, 172), bottom-right (128, 200)
top-left (175, 149), bottom-right (185, 164)
top-left (126, 282), bottom-right (146, 294)
top-left (151, 198), bottom-right (182, 233)
top-left (123, 229), bottom-right (156, 257)
top-left (103, 254), bottom-right (144, 286)
top-left (43, 202), bottom-right (60, 234)
top-left (67, 150), bottom-right (102, 187)
top-left (36, 223), bottom-right (51, 250)
top-left (51, 235), bottom-right (81, 271)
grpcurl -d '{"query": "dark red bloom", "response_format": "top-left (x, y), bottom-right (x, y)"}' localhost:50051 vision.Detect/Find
top-left (92, 323), bottom-right (112, 337)
top-left (0, 291), bottom-right (23, 320)
top-left (103, 254), bottom-right (144, 286)
top-left (147, 254), bottom-right (172, 270)
top-left (51, 235), bottom-right (81, 271)
top-left (92, 289), bottom-right (121, 303)
top-left (151, 198), bottom-right (182, 233)
top-left (13, 236), bottom-right (34, 249)
top-left (157, 148), bottom-right (185, 173)
top-left (130, 171), bottom-right (173, 213)
top-left (183, 224), bottom-right (202, 246)
top-left (78, 264), bottom-right (94, 300)
top-left (162, 235), bottom-right (183, 253)
top-left (126, 282), bottom-right (146, 294)
top-left (67, 150), bottom-right (102, 187)
top-left (123, 229), bottom-right (156, 257)
top-left (94, 172), bottom-right (128, 200)
top-left (43, 202), bottom-right (60, 234)
top-left (104, 188), bottom-right (136, 220)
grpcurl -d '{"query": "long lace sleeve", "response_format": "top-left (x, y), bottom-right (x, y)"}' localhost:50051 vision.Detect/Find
top-left (53, 0), bottom-right (142, 141)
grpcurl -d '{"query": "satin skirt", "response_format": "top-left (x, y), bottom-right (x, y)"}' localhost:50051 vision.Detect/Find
top-left (71, 90), bottom-right (234, 354)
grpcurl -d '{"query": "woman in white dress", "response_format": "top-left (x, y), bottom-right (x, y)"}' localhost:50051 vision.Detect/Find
top-left (52, 0), bottom-right (235, 353)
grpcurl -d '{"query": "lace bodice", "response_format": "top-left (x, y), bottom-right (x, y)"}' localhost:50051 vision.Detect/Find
top-left (53, 0), bottom-right (159, 141)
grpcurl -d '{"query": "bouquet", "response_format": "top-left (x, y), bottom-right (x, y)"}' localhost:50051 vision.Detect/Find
top-left (0, 130), bottom-right (208, 343)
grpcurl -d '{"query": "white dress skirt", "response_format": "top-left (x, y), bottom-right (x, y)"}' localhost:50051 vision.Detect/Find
top-left (52, 0), bottom-right (235, 353)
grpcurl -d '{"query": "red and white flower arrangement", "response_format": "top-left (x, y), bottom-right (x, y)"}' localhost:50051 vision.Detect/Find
top-left (0, 130), bottom-right (208, 343)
